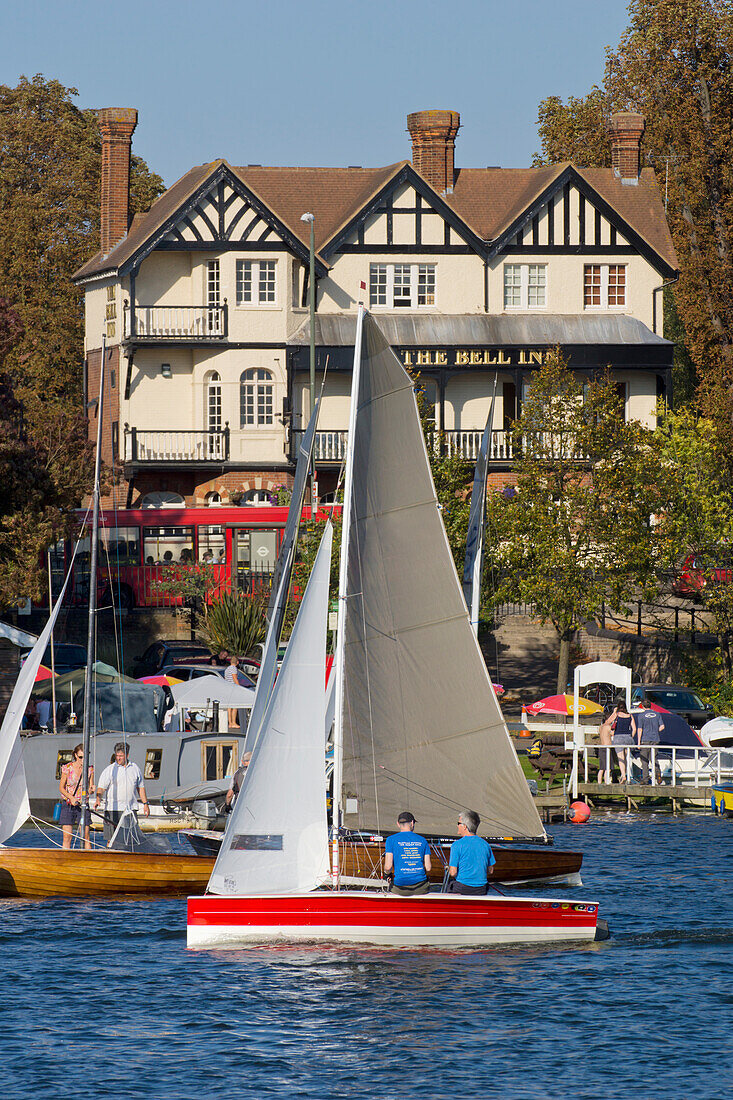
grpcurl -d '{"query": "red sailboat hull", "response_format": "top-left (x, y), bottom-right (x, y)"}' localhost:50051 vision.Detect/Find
top-left (187, 891), bottom-right (600, 949)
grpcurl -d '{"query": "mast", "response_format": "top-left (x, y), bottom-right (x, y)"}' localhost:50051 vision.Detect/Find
top-left (331, 305), bottom-right (364, 886)
top-left (463, 373), bottom-right (497, 636)
top-left (80, 336), bottom-right (106, 838)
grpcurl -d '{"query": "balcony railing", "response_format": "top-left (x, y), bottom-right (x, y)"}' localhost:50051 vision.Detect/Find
top-left (294, 429), bottom-right (514, 463)
top-left (124, 427), bottom-right (230, 463)
top-left (124, 305), bottom-right (228, 340)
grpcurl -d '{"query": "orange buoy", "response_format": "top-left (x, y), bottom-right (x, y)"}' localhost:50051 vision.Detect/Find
top-left (569, 800), bottom-right (591, 824)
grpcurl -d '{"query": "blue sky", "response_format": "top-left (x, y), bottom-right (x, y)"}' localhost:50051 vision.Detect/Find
top-left (3, 0), bottom-right (629, 187)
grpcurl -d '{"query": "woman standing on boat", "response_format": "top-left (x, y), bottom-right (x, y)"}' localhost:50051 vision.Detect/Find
top-left (58, 743), bottom-right (94, 850)
top-left (612, 700), bottom-right (636, 784)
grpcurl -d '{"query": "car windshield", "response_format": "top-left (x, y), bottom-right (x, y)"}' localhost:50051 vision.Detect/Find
top-left (647, 689), bottom-right (706, 710)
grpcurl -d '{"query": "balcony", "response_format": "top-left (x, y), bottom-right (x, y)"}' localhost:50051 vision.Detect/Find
top-left (294, 429), bottom-right (514, 464)
top-left (124, 304), bottom-right (228, 342)
top-left (124, 427), bottom-right (230, 465)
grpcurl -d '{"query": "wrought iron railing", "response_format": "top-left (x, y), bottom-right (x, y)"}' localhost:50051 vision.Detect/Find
top-left (124, 304), bottom-right (228, 339)
top-left (124, 427), bottom-right (230, 463)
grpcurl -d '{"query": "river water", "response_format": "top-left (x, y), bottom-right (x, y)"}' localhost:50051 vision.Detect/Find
top-left (1, 813), bottom-right (731, 1099)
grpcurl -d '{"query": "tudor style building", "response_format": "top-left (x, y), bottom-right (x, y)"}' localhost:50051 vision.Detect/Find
top-left (73, 108), bottom-right (677, 507)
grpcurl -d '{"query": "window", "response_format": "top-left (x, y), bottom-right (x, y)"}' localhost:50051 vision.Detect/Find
top-left (99, 526), bottom-right (140, 566)
top-left (240, 369), bottom-right (274, 426)
top-left (207, 260), bottom-right (220, 306)
top-left (201, 741), bottom-right (238, 781)
top-left (198, 524), bottom-right (225, 562)
top-left (105, 285), bottom-right (116, 339)
top-left (236, 260), bottom-right (277, 305)
top-left (584, 264), bottom-right (626, 308)
top-left (204, 491), bottom-right (222, 506)
top-left (144, 749), bottom-right (163, 781)
top-left (369, 263), bottom-right (436, 308)
top-left (143, 526), bottom-right (195, 565)
top-left (205, 370), bottom-right (222, 433)
top-left (55, 750), bottom-right (74, 780)
top-left (503, 264), bottom-right (546, 309)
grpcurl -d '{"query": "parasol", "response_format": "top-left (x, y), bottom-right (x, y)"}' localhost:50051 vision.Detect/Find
top-left (525, 693), bottom-right (603, 717)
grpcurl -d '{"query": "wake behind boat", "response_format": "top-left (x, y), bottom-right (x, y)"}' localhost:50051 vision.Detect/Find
top-left (187, 309), bottom-right (602, 948)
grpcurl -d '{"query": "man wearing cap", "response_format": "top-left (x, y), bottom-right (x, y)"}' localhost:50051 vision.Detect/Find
top-left (383, 811), bottom-right (432, 896)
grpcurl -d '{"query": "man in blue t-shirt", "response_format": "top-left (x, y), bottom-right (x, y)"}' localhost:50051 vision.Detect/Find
top-left (384, 811), bottom-right (432, 896)
top-left (448, 809), bottom-right (496, 895)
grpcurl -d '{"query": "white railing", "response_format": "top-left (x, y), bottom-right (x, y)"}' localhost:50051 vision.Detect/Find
top-left (125, 429), bottom-right (229, 462)
top-left (124, 305), bottom-right (227, 339)
top-left (442, 430), bottom-right (513, 460)
top-left (575, 743), bottom-right (731, 787)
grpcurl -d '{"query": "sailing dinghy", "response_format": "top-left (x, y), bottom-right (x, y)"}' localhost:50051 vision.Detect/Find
top-left (187, 309), bottom-right (601, 947)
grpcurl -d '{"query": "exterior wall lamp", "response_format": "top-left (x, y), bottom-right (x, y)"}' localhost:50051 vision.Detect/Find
top-left (161, 363), bottom-right (172, 378)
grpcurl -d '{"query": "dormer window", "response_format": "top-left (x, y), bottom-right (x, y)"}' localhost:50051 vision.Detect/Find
top-left (369, 264), bottom-right (435, 308)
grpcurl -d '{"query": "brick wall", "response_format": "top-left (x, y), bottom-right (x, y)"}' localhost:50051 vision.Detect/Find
top-left (407, 110), bottom-right (460, 194)
top-left (608, 112), bottom-right (645, 181)
top-left (86, 345), bottom-right (121, 467)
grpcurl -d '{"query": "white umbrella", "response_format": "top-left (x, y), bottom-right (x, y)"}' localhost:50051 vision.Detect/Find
top-left (171, 674), bottom-right (255, 709)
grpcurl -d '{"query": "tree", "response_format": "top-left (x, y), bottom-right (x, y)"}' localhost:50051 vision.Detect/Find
top-left (654, 406), bottom-right (733, 672)
top-left (0, 75), bottom-right (163, 414)
top-left (0, 297), bottom-right (92, 607)
top-left (534, 0), bottom-right (733, 439)
top-left (199, 591), bottom-right (267, 658)
top-left (485, 351), bottom-right (664, 692)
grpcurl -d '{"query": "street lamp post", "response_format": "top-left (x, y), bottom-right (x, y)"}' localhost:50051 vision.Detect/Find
top-left (301, 212), bottom-right (316, 518)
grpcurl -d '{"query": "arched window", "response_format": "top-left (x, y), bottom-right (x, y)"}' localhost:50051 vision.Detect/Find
top-left (140, 491), bottom-right (185, 509)
top-left (240, 369), bottom-right (274, 427)
top-left (205, 371), bottom-right (222, 432)
top-left (204, 491), bottom-right (222, 506)
top-left (239, 489), bottom-right (272, 505)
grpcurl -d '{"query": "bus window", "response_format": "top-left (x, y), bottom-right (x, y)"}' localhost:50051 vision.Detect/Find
top-left (143, 526), bottom-right (194, 565)
top-left (233, 529), bottom-right (278, 592)
top-left (198, 525), bottom-right (225, 563)
top-left (100, 526), bottom-right (140, 565)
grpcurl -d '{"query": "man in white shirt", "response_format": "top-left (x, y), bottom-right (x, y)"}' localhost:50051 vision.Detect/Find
top-left (94, 742), bottom-right (150, 842)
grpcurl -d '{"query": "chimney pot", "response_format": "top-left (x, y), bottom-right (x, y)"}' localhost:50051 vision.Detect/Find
top-left (607, 111), bottom-right (645, 184)
top-left (98, 108), bottom-right (138, 256)
top-left (407, 110), bottom-right (460, 194)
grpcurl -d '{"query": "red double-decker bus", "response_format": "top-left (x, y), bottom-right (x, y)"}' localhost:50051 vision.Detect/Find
top-left (51, 504), bottom-right (324, 611)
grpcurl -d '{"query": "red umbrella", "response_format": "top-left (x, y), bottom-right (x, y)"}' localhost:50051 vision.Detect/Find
top-left (34, 664), bottom-right (53, 683)
top-left (525, 693), bottom-right (603, 717)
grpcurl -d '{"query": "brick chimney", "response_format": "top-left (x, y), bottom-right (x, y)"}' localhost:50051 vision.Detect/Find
top-left (98, 108), bottom-right (138, 255)
top-left (607, 111), bottom-right (645, 184)
top-left (407, 110), bottom-right (460, 194)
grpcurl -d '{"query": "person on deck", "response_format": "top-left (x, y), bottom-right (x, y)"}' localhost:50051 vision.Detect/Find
top-left (448, 810), bottom-right (495, 895)
top-left (612, 700), bottom-right (636, 783)
top-left (58, 743), bottom-right (94, 849)
top-left (383, 812), bottom-right (431, 896)
top-left (597, 705), bottom-right (616, 784)
top-left (225, 655), bottom-right (243, 728)
top-left (636, 698), bottom-right (665, 784)
top-left (225, 752), bottom-right (251, 810)
top-left (94, 742), bottom-right (150, 843)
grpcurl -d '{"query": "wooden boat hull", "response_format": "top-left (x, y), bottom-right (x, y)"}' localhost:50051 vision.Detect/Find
top-left (0, 848), bottom-right (213, 898)
top-left (187, 891), bottom-right (600, 949)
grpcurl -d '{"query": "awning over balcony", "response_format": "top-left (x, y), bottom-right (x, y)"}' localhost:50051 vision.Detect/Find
top-left (288, 313), bottom-right (673, 371)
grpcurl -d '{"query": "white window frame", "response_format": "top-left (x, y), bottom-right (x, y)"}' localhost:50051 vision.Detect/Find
top-left (369, 263), bottom-right (436, 309)
top-left (240, 368), bottom-right (275, 427)
top-left (583, 263), bottom-right (627, 310)
top-left (503, 264), bottom-right (547, 310)
top-left (236, 260), bottom-right (278, 306)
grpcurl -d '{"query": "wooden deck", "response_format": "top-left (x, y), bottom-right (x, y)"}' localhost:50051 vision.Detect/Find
top-left (579, 781), bottom-right (714, 812)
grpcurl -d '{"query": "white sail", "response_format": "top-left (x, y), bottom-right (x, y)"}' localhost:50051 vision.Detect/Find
top-left (0, 572), bottom-right (73, 842)
top-left (339, 311), bottom-right (545, 840)
top-left (246, 398), bottom-right (322, 752)
top-left (208, 522), bottom-right (333, 895)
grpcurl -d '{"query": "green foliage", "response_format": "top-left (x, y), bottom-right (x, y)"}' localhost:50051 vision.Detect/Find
top-left (150, 562), bottom-right (221, 622)
top-left (200, 590), bottom-right (267, 658)
top-left (0, 74), bottom-right (163, 414)
top-left (680, 647), bottom-right (733, 716)
top-left (485, 349), bottom-right (665, 691)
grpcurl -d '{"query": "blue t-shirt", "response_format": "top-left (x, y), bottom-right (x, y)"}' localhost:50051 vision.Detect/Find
top-left (385, 831), bottom-right (430, 886)
top-left (449, 834), bottom-right (496, 887)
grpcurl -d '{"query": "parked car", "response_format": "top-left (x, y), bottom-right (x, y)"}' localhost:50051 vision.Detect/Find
top-left (132, 640), bottom-right (214, 678)
top-left (161, 662), bottom-right (256, 689)
top-left (673, 553), bottom-right (733, 598)
top-left (20, 643), bottom-right (87, 675)
top-left (631, 683), bottom-right (715, 730)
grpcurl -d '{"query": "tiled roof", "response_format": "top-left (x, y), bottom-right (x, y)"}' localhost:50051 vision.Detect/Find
top-left (73, 157), bottom-right (677, 282)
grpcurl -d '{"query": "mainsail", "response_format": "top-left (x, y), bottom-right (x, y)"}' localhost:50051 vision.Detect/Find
top-left (245, 398), bottom-right (321, 753)
top-left (0, 570), bottom-right (73, 842)
top-left (339, 311), bottom-right (545, 840)
top-left (208, 523), bottom-right (333, 895)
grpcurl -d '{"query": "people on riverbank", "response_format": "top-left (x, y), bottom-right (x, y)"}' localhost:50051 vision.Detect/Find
top-left (448, 810), bottom-right (495, 895)
top-left (94, 742), bottom-right (150, 843)
top-left (636, 698), bottom-right (665, 784)
top-left (612, 700), bottom-right (636, 783)
top-left (58, 743), bottom-right (94, 849)
top-left (384, 812), bottom-right (431, 895)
